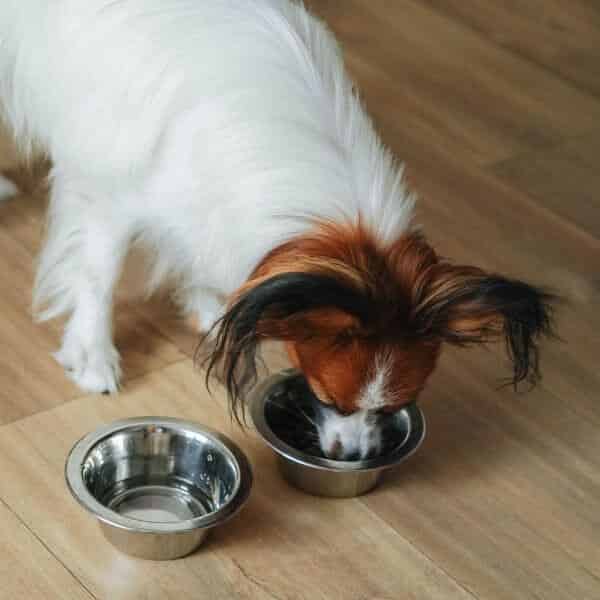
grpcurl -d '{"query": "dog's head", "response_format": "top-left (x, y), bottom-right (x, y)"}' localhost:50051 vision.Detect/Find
top-left (204, 222), bottom-right (555, 459)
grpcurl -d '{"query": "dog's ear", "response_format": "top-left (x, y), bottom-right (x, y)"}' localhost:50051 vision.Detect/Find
top-left (412, 265), bottom-right (557, 387)
top-left (200, 273), bottom-right (369, 422)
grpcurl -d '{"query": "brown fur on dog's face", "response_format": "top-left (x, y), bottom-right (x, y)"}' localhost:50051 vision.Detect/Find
top-left (286, 335), bottom-right (440, 415)
top-left (203, 220), bottom-right (555, 423)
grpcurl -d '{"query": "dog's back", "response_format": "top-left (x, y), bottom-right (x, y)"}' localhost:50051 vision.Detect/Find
top-left (0, 1), bottom-right (412, 239)
top-left (3, 1), bottom-right (306, 177)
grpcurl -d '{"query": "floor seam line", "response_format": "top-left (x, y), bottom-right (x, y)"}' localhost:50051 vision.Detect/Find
top-left (357, 498), bottom-right (481, 600)
top-left (0, 356), bottom-right (190, 429)
top-left (0, 497), bottom-right (99, 600)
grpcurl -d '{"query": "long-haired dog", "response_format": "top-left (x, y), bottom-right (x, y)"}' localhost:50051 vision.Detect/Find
top-left (0, 0), bottom-right (554, 459)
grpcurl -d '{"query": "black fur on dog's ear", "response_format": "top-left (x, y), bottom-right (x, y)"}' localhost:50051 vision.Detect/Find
top-left (198, 272), bottom-right (370, 423)
top-left (413, 265), bottom-right (558, 388)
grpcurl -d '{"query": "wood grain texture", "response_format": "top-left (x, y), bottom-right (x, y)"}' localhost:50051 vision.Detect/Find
top-left (360, 351), bottom-right (600, 600)
top-left (492, 132), bottom-right (600, 240)
top-left (306, 0), bottom-right (600, 166)
top-left (0, 362), bottom-right (474, 600)
top-left (0, 500), bottom-right (92, 600)
top-left (421, 0), bottom-right (600, 97)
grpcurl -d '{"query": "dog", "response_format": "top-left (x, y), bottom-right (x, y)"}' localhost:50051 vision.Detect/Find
top-left (0, 0), bottom-right (554, 459)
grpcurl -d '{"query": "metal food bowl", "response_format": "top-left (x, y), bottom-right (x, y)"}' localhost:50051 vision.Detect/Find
top-left (250, 370), bottom-right (425, 498)
top-left (66, 417), bottom-right (252, 560)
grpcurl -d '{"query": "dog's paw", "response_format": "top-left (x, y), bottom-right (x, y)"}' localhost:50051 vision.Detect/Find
top-left (54, 340), bottom-right (122, 394)
top-left (0, 175), bottom-right (18, 201)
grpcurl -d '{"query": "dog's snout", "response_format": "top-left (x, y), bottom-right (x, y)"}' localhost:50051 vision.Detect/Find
top-left (324, 437), bottom-right (344, 460)
top-left (323, 437), bottom-right (376, 461)
top-left (315, 405), bottom-right (385, 461)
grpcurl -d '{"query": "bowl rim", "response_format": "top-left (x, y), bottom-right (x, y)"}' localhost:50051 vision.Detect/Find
top-left (65, 417), bottom-right (253, 534)
top-left (249, 369), bottom-right (426, 472)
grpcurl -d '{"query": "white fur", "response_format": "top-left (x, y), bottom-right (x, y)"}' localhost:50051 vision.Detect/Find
top-left (315, 404), bottom-right (383, 460)
top-left (358, 351), bottom-right (393, 411)
top-left (0, 175), bottom-right (17, 200)
top-left (0, 0), bottom-right (415, 431)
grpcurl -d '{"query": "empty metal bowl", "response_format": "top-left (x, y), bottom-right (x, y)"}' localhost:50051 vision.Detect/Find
top-left (66, 417), bottom-right (252, 560)
top-left (250, 370), bottom-right (425, 498)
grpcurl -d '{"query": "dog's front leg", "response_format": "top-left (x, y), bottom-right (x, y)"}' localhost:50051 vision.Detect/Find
top-left (35, 179), bottom-right (131, 393)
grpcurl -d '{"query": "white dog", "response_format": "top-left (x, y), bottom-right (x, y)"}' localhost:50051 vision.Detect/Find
top-left (0, 0), bottom-right (553, 459)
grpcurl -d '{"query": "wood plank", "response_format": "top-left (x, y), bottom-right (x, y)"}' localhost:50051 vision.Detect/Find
top-left (0, 500), bottom-right (93, 600)
top-left (421, 0), bottom-right (600, 97)
top-left (491, 131), bottom-right (600, 240)
top-left (0, 361), bottom-right (474, 600)
top-left (305, 0), bottom-right (600, 165)
top-left (359, 351), bottom-right (600, 600)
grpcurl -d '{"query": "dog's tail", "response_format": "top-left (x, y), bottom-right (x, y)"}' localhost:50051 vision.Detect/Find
top-left (0, 174), bottom-right (18, 201)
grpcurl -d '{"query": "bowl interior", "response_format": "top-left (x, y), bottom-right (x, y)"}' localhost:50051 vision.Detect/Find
top-left (259, 373), bottom-right (418, 466)
top-left (81, 425), bottom-right (240, 525)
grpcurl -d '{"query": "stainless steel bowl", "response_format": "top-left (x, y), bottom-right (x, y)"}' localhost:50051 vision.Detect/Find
top-left (66, 417), bottom-right (252, 560)
top-left (250, 370), bottom-right (425, 498)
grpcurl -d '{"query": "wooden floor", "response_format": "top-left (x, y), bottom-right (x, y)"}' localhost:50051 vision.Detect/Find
top-left (1, 2), bottom-right (599, 599)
